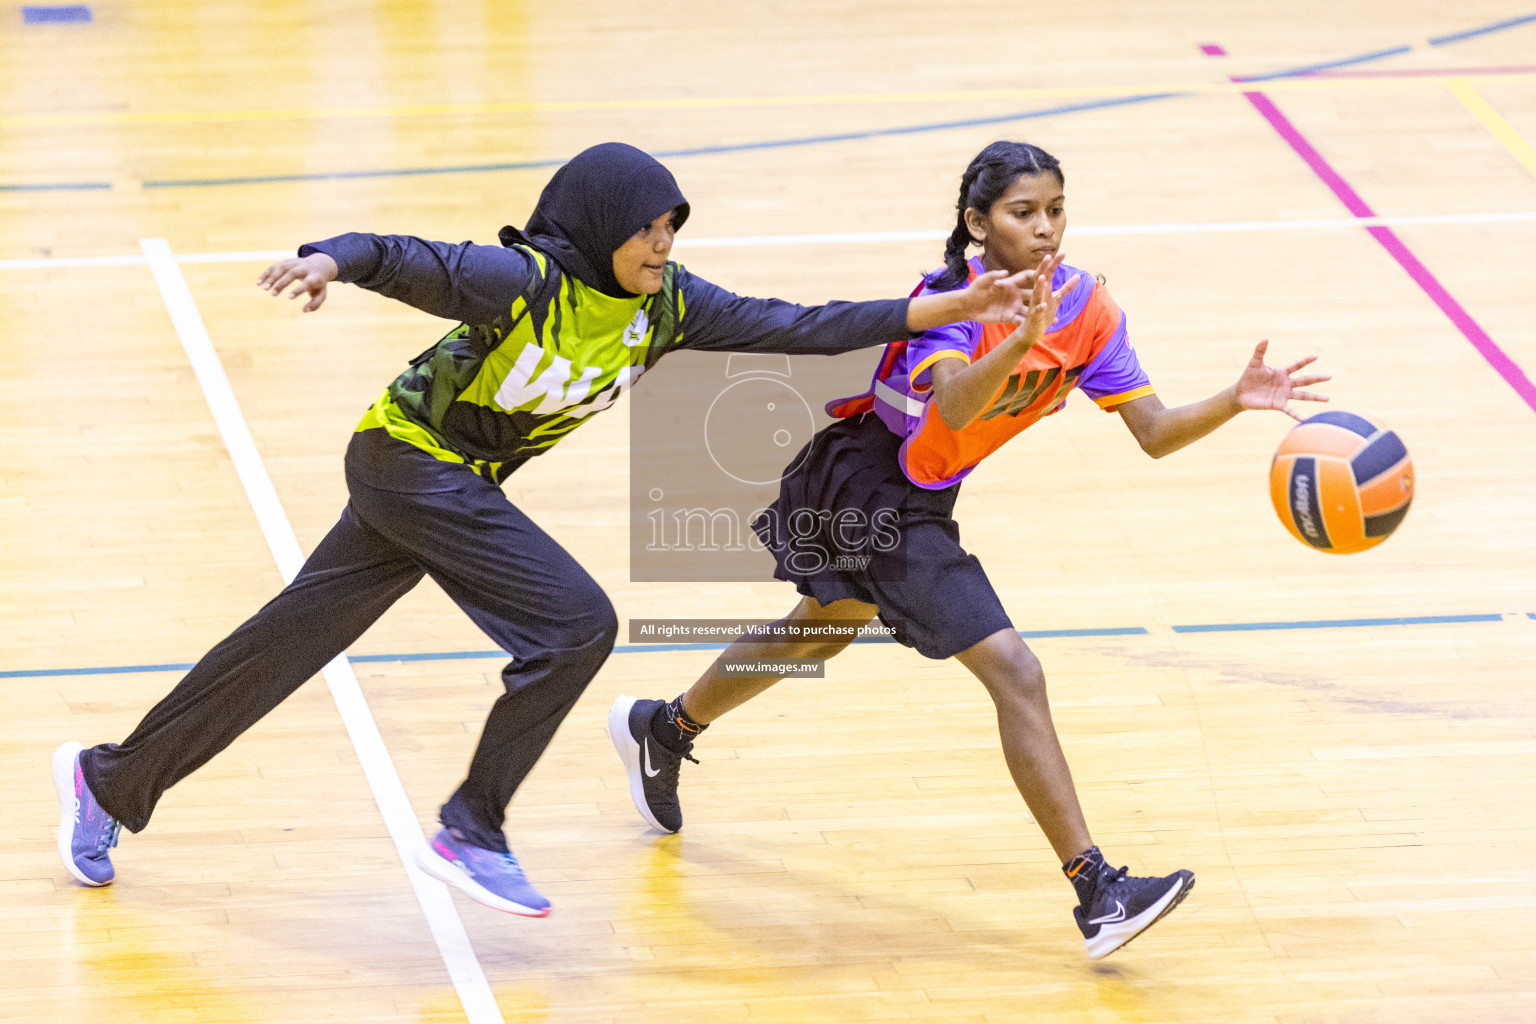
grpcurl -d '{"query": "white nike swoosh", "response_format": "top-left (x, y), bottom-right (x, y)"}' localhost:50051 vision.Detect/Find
top-left (1088, 900), bottom-right (1126, 925)
top-left (643, 739), bottom-right (660, 778)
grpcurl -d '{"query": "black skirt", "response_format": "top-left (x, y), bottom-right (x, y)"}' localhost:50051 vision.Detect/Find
top-left (751, 413), bottom-right (1013, 660)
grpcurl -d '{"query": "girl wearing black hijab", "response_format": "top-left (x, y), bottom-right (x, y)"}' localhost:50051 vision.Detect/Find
top-left (54, 143), bottom-right (1033, 916)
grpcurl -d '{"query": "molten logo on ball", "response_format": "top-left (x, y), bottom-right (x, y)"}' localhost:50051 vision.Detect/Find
top-left (1288, 463), bottom-right (1322, 543)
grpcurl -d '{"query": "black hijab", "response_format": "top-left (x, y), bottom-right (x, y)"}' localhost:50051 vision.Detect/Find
top-left (499, 143), bottom-right (690, 298)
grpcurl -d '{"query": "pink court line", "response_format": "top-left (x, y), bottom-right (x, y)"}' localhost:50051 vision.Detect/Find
top-left (1306, 65), bottom-right (1536, 78)
top-left (1241, 89), bottom-right (1536, 415)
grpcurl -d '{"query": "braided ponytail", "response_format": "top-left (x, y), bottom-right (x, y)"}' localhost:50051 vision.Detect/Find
top-left (925, 140), bottom-right (1065, 292)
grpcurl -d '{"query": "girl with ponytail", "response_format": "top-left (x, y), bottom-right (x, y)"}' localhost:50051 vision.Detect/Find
top-left (612, 139), bottom-right (1331, 960)
top-left (928, 140), bottom-right (1063, 291)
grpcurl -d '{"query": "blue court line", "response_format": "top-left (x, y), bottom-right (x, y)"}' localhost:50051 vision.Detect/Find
top-left (1230, 45), bottom-right (1413, 83)
top-left (3, 662), bottom-right (197, 678)
top-left (1021, 626), bottom-right (1149, 639)
top-left (1171, 613), bottom-right (1505, 634)
top-left (1429, 12), bottom-right (1536, 46)
top-left (0, 182), bottom-right (111, 192)
top-left (21, 5), bottom-right (93, 24)
top-left (131, 11), bottom-right (1535, 191)
top-left (4, 618), bottom-right (1513, 680)
top-left (28, 11), bottom-right (1536, 193)
top-left (349, 650), bottom-right (503, 663)
top-left (137, 94), bottom-right (1184, 189)
top-left (646, 93), bottom-right (1186, 158)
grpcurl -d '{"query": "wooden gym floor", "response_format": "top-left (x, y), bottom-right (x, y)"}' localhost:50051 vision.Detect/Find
top-left (3, 2), bottom-right (1535, 1021)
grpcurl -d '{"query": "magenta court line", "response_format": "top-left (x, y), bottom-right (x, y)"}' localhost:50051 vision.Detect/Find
top-left (1241, 89), bottom-right (1536, 415)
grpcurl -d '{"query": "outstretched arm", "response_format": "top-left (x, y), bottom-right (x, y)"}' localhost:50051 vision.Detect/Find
top-left (1118, 340), bottom-right (1331, 459)
top-left (676, 266), bottom-right (1036, 356)
top-left (257, 233), bottom-right (535, 324)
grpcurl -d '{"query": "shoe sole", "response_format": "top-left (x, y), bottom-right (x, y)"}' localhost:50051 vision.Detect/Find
top-left (607, 695), bottom-right (676, 834)
top-left (414, 846), bottom-right (551, 918)
top-left (53, 741), bottom-right (110, 887)
top-left (1084, 873), bottom-right (1194, 959)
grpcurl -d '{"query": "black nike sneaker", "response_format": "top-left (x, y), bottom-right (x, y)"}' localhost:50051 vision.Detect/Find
top-left (608, 695), bottom-right (694, 833)
top-left (1074, 865), bottom-right (1195, 959)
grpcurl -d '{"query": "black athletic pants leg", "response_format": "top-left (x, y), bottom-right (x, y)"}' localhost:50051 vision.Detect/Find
top-left (80, 429), bottom-right (618, 850)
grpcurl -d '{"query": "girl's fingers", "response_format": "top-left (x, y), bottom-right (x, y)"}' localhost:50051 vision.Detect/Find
top-left (1283, 354), bottom-right (1318, 373)
top-left (1292, 391), bottom-right (1330, 402)
top-left (1054, 273), bottom-right (1081, 300)
top-left (1250, 339), bottom-right (1269, 364)
top-left (1291, 374), bottom-right (1331, 387)
top-left (259, 260), bottom-right (332, 310)
top-left (261, 261), bottom-right (301, 290)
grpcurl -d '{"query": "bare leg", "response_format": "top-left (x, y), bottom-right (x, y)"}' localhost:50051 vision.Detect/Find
top-left (680, 603), bottom-right (1092, 860)
top-left (608, 596), bottom-right (878, 833)
top-left (954, 628), bottom-right (1093, 862)
top-left (680, 596), bottom-right (878, 723)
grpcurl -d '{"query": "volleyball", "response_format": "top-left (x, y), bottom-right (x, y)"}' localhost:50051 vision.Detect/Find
top-left (1269, 411), bottom-right (1413, 553)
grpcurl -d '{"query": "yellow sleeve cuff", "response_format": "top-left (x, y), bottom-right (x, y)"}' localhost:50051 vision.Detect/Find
top-left (909, 349), bottom-right (972, 392)
top-left (1094, 385), bottom-right (1156, 411)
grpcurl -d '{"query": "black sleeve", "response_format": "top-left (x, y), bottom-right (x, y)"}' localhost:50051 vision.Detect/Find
top-left (298, 233), bottom-right (536, 325)
top-left (675, 266), bottom-right (913, 356)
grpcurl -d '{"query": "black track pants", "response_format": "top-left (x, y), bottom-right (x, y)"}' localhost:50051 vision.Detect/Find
top-left (80, 428), bottom-right (618, 848)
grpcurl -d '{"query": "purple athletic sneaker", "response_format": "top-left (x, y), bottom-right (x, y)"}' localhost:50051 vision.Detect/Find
top-left (53, 742), bottom-right (121, 887)
top-left (417, 828), bottom-right (550, 917)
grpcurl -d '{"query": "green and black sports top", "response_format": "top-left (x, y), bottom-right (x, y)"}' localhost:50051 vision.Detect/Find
top-left (300, 232), bottom-right (912, 482)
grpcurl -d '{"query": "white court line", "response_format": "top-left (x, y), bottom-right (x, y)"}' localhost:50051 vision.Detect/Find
top-left (673, 210), bottom-right (1536, 246)
top-left (3, 210), bottom-right (1534, 270)
top-left (137, 238), bottom-right (505, 1024)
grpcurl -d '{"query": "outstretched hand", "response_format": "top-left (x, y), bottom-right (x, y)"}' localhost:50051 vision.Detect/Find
top-left (257, 252), bottom-right (338, 312)
top-left (1235, 340), bottom-right (1331, 421)
top-left (1000, 252), bottom-right (1078, 354)
top-left (961, 266), bottom-right (1039, 323)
